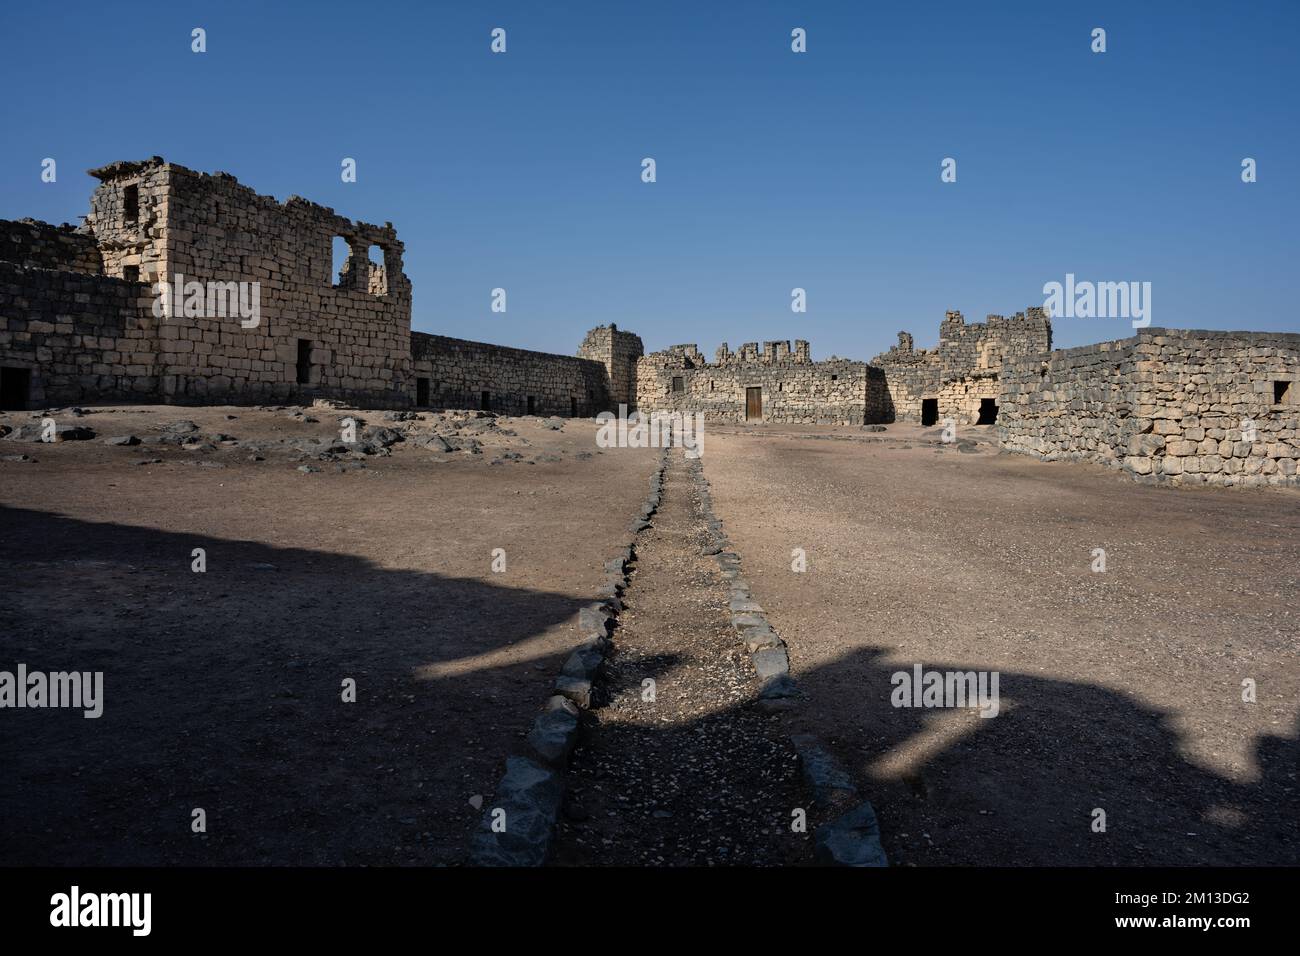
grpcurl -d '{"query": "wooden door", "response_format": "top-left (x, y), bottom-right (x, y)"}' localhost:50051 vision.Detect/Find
top-left (746, 387), bottom-right (762, 421)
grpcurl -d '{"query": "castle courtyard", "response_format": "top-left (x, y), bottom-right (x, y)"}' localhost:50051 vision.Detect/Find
top-left (2, 406), bottom-right (1294, 865)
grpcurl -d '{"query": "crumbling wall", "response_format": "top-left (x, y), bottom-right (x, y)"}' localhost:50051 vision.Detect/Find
top-left (104, 160), bottom-right (414, 406)
top-left (412, 332), bottom-right (609, 416)
top-left (872, 309), bottom-right (1051, 423)
top-left (0, 219), bottom-right (103, 275)
top-left (636, 339), bottom-right (884, 425)
top-left (1001, 328), bottom-right (1300, 487)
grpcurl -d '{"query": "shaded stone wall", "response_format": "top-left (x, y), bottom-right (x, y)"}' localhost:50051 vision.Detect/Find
top-left (0, 262), bottom-right (152, 405)
top-left (0, 219), bottom-right (103, 275)
top-left (1001, 328), bottom-right (1300, 487)
top-left (636, 339), bottom-right (887, 425)
top-left (412, 332), bottom-right (610, 416)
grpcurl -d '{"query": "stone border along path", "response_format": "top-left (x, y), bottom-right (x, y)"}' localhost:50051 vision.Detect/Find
top-left (467, 445), bottom-right (887, 866)
top-left (689, 453), bottom-right (889, 867)
top-left (468, 449), bottom-right (671, 866)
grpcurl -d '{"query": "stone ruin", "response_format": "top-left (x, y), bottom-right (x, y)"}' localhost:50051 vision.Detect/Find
top-left (1, 158), bottom-right (1296, 486)
top-left (0, 158), bottom-right (641, 416)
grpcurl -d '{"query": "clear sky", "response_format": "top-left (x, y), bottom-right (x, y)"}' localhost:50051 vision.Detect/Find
top-left (2, 0), bottom-right (1296, 359)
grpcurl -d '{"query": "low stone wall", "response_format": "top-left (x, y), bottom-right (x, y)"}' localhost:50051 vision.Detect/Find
top-left (412, 332), bottom-right (610, 417)
top-left (0, 262), bottom-right (153, 406)
top-left (0, 219), bottom-right (103, 276)
top-left (1001, 328), bottom-right (1300, 487)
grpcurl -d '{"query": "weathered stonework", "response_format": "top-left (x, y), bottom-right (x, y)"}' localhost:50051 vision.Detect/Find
top-left (0, 158), bottom-right (637, 413)
top-left (3, 158), bottom-right (1296, 492)
top-left (635, 339), bottom-right (888, 425)
top-left (870, 309), bottom-right (1052, 424)
top-left (1001, 328), bottom-right (1300, 487)
top-left (579, 324), bottom-right (644, 410)
top-left (412, 332), bottom-right (613, 417)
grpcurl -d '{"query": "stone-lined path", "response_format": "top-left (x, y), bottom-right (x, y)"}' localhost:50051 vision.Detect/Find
top-left (549, 449), bottom-right (807, 866)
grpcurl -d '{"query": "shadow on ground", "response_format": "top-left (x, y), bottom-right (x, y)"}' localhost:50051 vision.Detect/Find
top-left (0, 504), bottom-right (588, 866)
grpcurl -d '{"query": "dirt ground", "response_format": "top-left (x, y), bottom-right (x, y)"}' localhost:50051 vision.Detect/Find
top-left (702, 422), bottom-right (1300, 866)
top-left (0, 402), bottom-right (653, 865)
top-left (550, 450), bottom-right (805, 866)
top-left (4, 405), bottom-right (1296, 868)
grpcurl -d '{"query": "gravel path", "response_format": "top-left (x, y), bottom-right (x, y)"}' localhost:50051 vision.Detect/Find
top-left (550, 450), bottom-right (808, 866)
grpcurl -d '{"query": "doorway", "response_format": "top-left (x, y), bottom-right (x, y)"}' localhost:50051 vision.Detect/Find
top-left (746, 387), bottom-right (762, 421)
top-left (921, 398), bottom-right (938, 427)
top-left (977, 398), bottom-right (998, 425)
top-left (295, 339), bottom-right (312, 385)
top-left (0, 367), bottom-right (31, 410)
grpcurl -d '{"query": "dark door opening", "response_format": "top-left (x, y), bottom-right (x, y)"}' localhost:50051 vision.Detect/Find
top-left (977, 398), bottom-right (998, 425)
top-left (921, 398), bottom-right (938, 427)
top-left (570, 397), bottom-right (578, 416)
top-left (481, 390), bottom-right (491, 411)
top-left (296, 339), bottom-right (312, 385)
top-left (416, 377), bottom-right (430, 406)
top-left (745, 386), bottom-right (762, 421)
top-left (0, 367), bottom-right (31, 410)
top-left (526, 396), bottom-right (535, 415)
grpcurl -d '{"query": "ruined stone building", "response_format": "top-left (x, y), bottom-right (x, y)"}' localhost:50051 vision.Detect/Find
top-left (2, 158), bottom-right (1296, 487)
top-left (0, 158), bottom-right (642, 415)
top-left (869, 309), bottom-right (1052, 426)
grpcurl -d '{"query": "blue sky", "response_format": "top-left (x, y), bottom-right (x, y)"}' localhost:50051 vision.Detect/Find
top-left (2, 0), bottom-right (1296, 358)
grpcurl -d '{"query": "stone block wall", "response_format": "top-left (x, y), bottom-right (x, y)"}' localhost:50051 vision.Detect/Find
top-left (99, 159), bottom-right (413, 406)
top-left (0, 262), bottom-right (153, 406)
top-left (636, 339), bottom-right (886, 425)
top-left (1001, 328), bottom-right (1300, 487)
top-left (872, 309), bottom-right (1052, 423)
top-left (0, 219), bottom-right (103, 276)
top-left (412, 332), bottom-right (610, 416)
top-left (578, 324), bottom-right (644, 409)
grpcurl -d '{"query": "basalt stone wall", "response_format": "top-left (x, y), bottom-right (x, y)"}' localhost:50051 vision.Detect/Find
top-left (0, 219), bottom-right (104, 276)
top-left (1001, 328), bottom-right (1300, 487)
top-left (412, 332), bottom-right (610, 417)
top-left (636, 340), bottom-right (886, 425)
top-left (872, 309), bottom-right (1052, 423)
top-left (0, 261), bottom-right (153, 406)
top-left (999, 336), bottom-right (1139, 468)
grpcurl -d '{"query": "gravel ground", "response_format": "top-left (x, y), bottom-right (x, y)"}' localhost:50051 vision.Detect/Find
top-left (550, 450), bottom-right (808, 866)
top-left (0, 403), bottom-right (653, 866)
top-left (702, 422), bottom-right (1300, 866)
